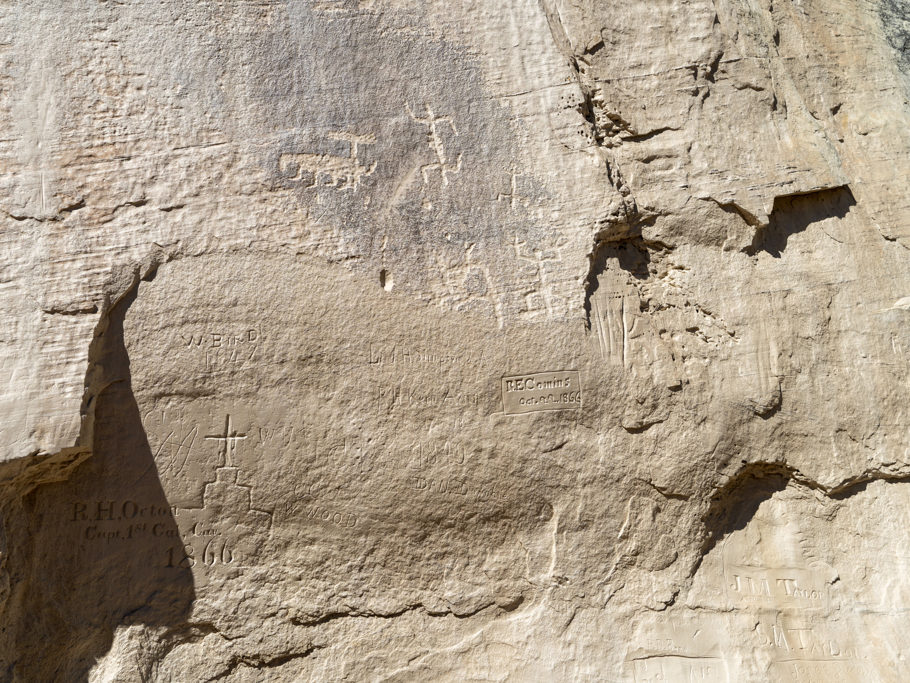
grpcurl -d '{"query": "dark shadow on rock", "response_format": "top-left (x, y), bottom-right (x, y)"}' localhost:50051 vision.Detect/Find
top-left (584, 238), bottom-right (652, 326)
top-left (1, 283), bottom-right (195, 681)
top-left (699, 462), bottom-right (797, 562)
top-left (745, 186), bottom-right (856, 258)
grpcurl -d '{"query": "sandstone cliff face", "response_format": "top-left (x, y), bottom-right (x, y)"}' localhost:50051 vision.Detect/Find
top-left (0, 1), bottom-right (909, 680)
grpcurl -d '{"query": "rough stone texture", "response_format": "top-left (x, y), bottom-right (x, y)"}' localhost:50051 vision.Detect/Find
top-left (0, 1), bottom-right (909, 680)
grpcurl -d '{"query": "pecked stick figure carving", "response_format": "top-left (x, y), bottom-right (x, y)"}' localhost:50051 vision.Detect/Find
top-left (406, 102), bottom-right (463, 186)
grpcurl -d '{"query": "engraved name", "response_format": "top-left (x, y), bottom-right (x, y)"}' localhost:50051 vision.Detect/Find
top-left (180, 329), bottom-right (259, 348)
top-left (284, 500), bottom-right (358, 528)
top-left (725, 565), bottom-right (828, 605)
top-left (68, 500), bottom-right (228, 567)
top-left (409, 476), bottom-right (468, 495)
top-left (376, 385), bottom-right (483, 408)
top-left (764, 625), bottom-right (857, 658)
top-left (68, 498), bottom-right (248, 571)
top-left (367, 343), bottom-right (460, 366)
top-left (178, 329), bottom-right (261, 369)
top-left (632, 656), bottom-right (725, 683)
top-left (501, 370), bottom-right (582, 415)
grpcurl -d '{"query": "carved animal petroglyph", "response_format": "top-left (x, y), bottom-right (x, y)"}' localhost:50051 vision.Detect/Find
top-left (278, 131), bottom-right (376, 190)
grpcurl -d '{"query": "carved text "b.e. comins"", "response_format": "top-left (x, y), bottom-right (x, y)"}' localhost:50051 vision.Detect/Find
top-left (501, 370), bottom-right (581, 415)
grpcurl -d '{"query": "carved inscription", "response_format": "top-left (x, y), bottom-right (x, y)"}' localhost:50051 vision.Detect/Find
top-left (301, 504), bottom-right (357, 528)
top-left (720, 517), bottom-right (836, 610)
top-left (768, 661), bottom-right (870, 682)
top-left (151, 423), bottom-right (198, 478)
top-left (632, 656), bottom-right (727, 682)
top-left (757, 616), bottom-right (868, 682)
top-left (366, 343), bottom-right (460, 366)
top-left (501, 370), bottom-right (581, 415)
top-left (725, 565), bottom-right (829, 607)
top-left (145, 413), bottom-right (274, 579)
top-left (205, 413), bottom-right (247, 468)
top-left (169, 465), bottom-right (272, 581)
top-left (70, 499), bottom-right (177, 544)
top-left (759, 622), bottom-right (857, 660)
top-left (279, 480), bottom-right (361, 529)
top-left (257, 421), bottom-right (477, 480)
top-left (408, 440), bottom-right (467, 468)
top-left (65, 496), bottom-right (248, 577)
top-left (376, 384), bottom-right (483, 409)
top-left (179, 328), bottom-right (260, 369)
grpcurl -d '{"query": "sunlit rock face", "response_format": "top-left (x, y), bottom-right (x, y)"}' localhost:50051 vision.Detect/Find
top-left (0, 1), bottom-right (909, 680)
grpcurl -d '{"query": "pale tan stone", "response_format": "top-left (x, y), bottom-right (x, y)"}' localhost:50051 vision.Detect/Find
top-left (0, 0), bottom-right (908, 680)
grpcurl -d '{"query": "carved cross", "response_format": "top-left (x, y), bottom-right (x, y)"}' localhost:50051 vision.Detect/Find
top-left (205, 414), bottom-right (247, 467)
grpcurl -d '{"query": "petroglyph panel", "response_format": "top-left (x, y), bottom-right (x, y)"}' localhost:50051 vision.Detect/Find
top-left (278, 131), bottom-right (376, 191)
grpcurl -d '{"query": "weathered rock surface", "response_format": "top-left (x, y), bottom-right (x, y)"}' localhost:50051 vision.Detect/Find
top-left (1, 0), bottom-right (909, 680)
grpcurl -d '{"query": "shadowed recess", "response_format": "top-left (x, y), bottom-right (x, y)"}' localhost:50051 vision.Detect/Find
top-left (744, 186), bottom-right (856, 257)
top-left (584, 238), bottom-right (651, 327)
top-left (0, 283), bottom-right (195, 681)
top-left (699, 462), bottom-right (796, 560)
